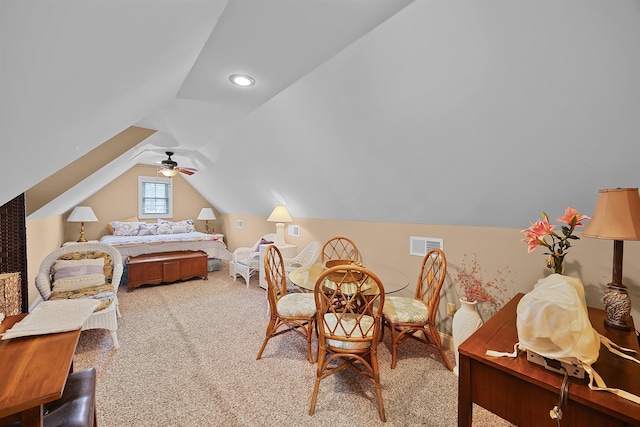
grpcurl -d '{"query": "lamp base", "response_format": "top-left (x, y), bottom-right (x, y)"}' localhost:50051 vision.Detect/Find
top-left (77, 223), bottom-right (87, 242)
top-left (603, 283), bottom-right (633, 330)
top-left (274, 222), bottom-right (286, 245)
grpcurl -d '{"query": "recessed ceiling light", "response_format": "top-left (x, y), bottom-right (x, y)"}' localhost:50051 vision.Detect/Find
top-left (229, 74), bottom-right (255, 87)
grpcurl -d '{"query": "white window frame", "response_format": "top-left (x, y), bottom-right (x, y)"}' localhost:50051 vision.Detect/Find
top-left (138, 176), bottom-right (173, 219)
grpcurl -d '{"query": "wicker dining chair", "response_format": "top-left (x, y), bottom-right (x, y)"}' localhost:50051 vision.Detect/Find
top-left (320, 236), bottom-right (360, 263)
top-left (256, 245), bottom-right (316, 364)
top-left (381, 248), bottom-right (453, 371)
top-left (309, 264), bottom-right (386, 422)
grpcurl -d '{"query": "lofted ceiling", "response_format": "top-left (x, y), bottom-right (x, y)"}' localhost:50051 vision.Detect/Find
top-left (2, 0), bottom-right (639, 227)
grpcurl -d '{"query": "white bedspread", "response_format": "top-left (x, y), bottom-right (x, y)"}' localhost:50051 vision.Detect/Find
top-left (99, 232), bottom-right (232, 260)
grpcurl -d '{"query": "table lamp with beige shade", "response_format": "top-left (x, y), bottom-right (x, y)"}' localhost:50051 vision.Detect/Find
top-left (267, 205), bottom-right (293, 245)
top-left (197, 207), bottom-right (216, 234)
top-left (67, 206), bottom-right (98, 242)
top-left (582, 187), bottom-right (640, 330)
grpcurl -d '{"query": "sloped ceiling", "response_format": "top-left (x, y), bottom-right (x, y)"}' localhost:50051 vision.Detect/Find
top-left (2, 0), bottom-right (639, 227)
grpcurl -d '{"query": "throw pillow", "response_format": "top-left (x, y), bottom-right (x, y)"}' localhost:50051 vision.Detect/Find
top-left (107, 216), bottom-right (139, 234)
top-left (53, 258), bottom-right (106, 293)
top-left (112, 221), bottom-right (142, 236)
top-left (138, 223), bottom-right (158, 236)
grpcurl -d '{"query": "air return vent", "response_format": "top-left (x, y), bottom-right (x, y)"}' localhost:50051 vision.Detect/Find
top-left (409, 236), bottom-right (443, 256)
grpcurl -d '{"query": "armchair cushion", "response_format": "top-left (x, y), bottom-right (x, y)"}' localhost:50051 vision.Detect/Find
top-left (50, 283), bottom-right (115, 312)
top-left (382, 296), bottom-right (428, 323)
top-left (276, 293), bottom-right (316, 317)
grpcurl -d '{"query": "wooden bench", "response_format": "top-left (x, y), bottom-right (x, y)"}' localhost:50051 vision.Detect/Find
top-left (126, 250), bottom-right (208, 292)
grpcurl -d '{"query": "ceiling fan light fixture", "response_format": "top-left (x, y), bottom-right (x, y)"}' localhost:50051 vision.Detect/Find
top-left (160, 168), bottom-right (178, 177)
top-left (229, 74), bottom-right (255, 87)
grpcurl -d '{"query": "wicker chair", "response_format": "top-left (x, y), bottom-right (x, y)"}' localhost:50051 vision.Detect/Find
top-left (283, 241), bottom-right (321, 287)
top-left (256, 245), bottom-right (316, 363)
top-left (310, 264), bottom-right (386, 422)
top-left (320, 236), bottom-right (360, 263)
top-left (381, 248), bottom-right (452, 371)
top-left (35, 242), bottom-right (123, 349)
top-left (229, 233), bottom-right (277, 287)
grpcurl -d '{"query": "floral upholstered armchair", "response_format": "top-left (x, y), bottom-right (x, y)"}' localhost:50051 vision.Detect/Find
top-left (35, 242), bottom-right (123, 348)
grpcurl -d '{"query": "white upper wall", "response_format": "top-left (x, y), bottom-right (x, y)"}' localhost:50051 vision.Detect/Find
top-left (2, 0), bottom-right (639, 228)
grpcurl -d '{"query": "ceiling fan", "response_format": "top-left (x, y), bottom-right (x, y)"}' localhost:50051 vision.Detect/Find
top-left (157, 151), bottom-right (197, 177)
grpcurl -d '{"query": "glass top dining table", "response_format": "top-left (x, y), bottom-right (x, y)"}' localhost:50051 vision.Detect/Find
top-left (289, 262), bottom-right (411, 294)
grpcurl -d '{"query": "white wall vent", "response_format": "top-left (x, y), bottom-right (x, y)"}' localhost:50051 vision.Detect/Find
top-left (236, 220), bottom-right (243, 229)
top-left (409, 236), bottom-right (443, 256)
top-left (288, 224), bottom-right (300, 237)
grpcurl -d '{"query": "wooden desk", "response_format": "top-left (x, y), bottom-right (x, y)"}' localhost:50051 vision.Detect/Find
top-left (0, 314), bottom-right (80, 426)
top-left (458, 293), bottom-right (640, 427)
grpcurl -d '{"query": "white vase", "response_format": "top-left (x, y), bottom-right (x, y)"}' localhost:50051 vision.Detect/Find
top-left (452, 299), bottom-right (484, 376)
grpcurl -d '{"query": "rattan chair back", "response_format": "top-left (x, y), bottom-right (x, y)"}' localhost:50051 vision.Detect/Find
top-left (321, 236), bottom-right (360, 262)
top-left (310, 264), bottom-right (386, 421)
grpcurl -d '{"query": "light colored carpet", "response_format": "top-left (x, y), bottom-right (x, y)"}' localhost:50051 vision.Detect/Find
top-left (73, 264), bottom-right (513, 426)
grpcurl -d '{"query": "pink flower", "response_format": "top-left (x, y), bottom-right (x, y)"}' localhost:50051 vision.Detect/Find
top-left (556, 207), bottom-right (590, 227)
top-left (521, 206), bottom-right (590, 274)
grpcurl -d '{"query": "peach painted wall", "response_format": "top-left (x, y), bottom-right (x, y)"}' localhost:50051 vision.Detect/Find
top-left (223, 213), bottom-right (640, 335)
top-left (63, 165), bottom-right (224, 243)
top-left (26, 215), bottom-right (65, 308)
top-left (25, 175), bottom-right (640, 337)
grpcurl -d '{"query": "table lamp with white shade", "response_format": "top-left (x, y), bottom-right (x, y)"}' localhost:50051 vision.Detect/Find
top-left (197, 208), bottom-right (216, 234)
top-left (267, 205), bottom-right (293, 245)
top-left (67, 206), bottom-right (98, 242)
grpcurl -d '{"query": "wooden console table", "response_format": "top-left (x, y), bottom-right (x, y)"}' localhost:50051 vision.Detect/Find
top-left (126, 250), bottom-right (208, 291)
top-left (0, 314), bottom-right (80, 426)
top-left (458, 293), bottom-right (640, 427)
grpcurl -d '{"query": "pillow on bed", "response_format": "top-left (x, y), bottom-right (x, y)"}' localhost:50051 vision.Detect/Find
top-left (52, 258), bottom-right (106, 293)
top-left (158, 219), bottom-right (196, 234)
top-left (112, 221), bottom-right (142, 236)
top-left (137, 223), bottom-right (158, 236)
top-left (156, 224), bottom-right (172, 235)
top-left (107, 216), bottom-right (139, 234)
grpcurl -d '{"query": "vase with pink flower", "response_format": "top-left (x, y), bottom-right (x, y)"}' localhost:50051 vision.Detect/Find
top-left (521, 207), bottom-right (590, 275)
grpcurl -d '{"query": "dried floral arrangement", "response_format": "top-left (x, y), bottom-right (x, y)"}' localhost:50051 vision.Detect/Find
top-left (453, 253), bottom-right (510, 316)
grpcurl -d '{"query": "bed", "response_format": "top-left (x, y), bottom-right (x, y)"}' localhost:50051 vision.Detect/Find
top-left (98, 219), bottom-right (233, 261)
top-left (99, 232), bottom-right (232, 260)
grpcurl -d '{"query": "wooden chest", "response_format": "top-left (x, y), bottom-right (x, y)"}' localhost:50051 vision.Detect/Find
top-left (126, 250), bottom-right (208, 291)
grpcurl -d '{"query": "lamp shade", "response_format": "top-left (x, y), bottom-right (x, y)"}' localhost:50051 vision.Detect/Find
top-left (267, 205), bottom-right (293, 223)
top-left (582, 188), bottom-right (640, 241)
top-left (197, 208), bottom-right (216, 220)
top-left (67, 206), bottom-right (98, 223)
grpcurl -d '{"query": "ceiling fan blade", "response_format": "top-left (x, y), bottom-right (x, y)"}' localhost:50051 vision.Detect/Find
top-left (177, 167), bottom-right (197, 176)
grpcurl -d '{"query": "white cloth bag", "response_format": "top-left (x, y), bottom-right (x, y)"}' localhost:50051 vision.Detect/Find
top-left (487, 274), bottom-right (640, 404)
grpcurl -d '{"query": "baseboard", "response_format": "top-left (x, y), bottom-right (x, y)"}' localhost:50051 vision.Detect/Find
top-left (441, 332), bottom-right (454, 352)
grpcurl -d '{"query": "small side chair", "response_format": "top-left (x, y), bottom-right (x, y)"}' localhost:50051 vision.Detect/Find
top-left (321, 236), bottom-right (360, 262)
top-left (310, 264), bottom-right (386, 421)
top-left (256, 245), bottom-right (316, 364)
top-left (382, 248), bottom-right (453, 371)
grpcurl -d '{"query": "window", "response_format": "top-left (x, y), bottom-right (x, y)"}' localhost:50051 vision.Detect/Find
top-left (138, 176), bottom-right (173, 219)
